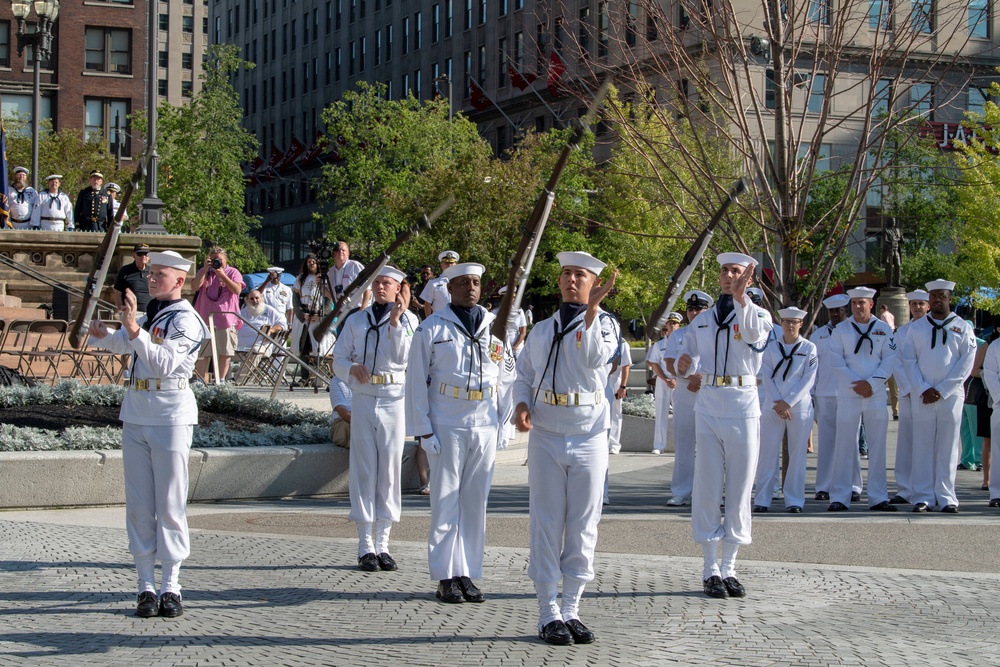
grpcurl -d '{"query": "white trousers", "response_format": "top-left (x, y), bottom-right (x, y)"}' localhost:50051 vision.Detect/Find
top-left (832, 395), bottom-right (888, 507)
top-left (990, 410), bottom-right (1000, 500)
top-left (692, 412), bottom-right (760, 545)
top-left (349, 393), bottom-right (406, 525)
top-left (122, 423), bottom-right (193, 564)
top-left (608, 396), bottom-right (625, 453)
top-left (815, 396), bottom-right (861, 494)
top-left (756, 402), bottom-right (813, 509)
top-left (669, 383), bottom-right (698, 500)
top-left (427, 423), bottom-right (497, 580)
top-left (527, 427), bottom-right (608, 585)
top-left (291, 317), bottom-right (335, 362)
top-left (910, 392), bottom-right (963, 508)
top-left (894, 395), bottom-right (913, 500)
top-left (653, 380), bottom-right (673, 452)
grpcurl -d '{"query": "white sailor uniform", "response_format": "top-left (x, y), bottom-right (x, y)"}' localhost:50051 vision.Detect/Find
top-left (406, 305), bottom-right (505, 581)
top-left (755, 335), bottom-right (818, 509)
top-left (890, 320), bottom-right (916, 501)
top-left (420, 275), bottom-right (451, 314)
top-left (810, 323), bottom-right (862, 497)
top-left (680, 298), bottom-right (772, 567)
top-left (262, 280), bottom-right (293, 317)
top-left (9, 186), bottom-right (39, 230)
top-left (333, 303), bottom-right (419, 556)
top-left (981, 343), bottom-right (1000, 502)
top-left (901, 315), bottom-right (976, 509)
top-left (829, 316), bottom-right (897, 507)
top-left (90, 299), bottom-right (208, 595)
top-left (663, 328), bottom-right (698, 502)
top-left (606, 337), bottom-right (631, 454)
top-left (37, 189), bottom-right (74, 231)
top-left (513, 307), bottom-right (618, 627)
top-left (647, 334), bottom-right (674, 454)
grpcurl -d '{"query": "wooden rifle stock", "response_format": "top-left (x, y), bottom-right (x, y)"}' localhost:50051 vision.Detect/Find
top-left (68, 156), bottom-right (148, 349)
top-left (312, 196), bottom-right (454, 340)
top-left (644, 178), bottom-right (748, 340)
top-left (491, 82), bottom-right (611, 342)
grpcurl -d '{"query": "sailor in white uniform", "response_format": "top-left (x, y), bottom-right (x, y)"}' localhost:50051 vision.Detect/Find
top-left (406, 262), bottom-right (507, 604)
top-left (663, 291), bottom-right (714, 506)
top-left (675, 253), bottom-right (772, 599)
top-left (420, 250), bottom-right (459, 317)
top-left (754, 307), bottom-right (818, 513)
top-left (513, 251), bottom-right (618, 646)
top-left (8, 166), bottom-right (39, 230)
top-left (88, 250), bottom-right (207, 619)
top-left (828, 287), bottom-right (898, 512)
top-left (981, 334), bottom-right (1000, 508)
top-left (647, 313), bottom-right (681, 455)
top-left (888, 290), bottom-right (929, 505)
top-left (902, 279), bottom-right (977, 512)
top-left (333, 266), bottom-right (419, 572)
top-left (37, 174), bottom-right (74, 231)
top-left (493, 285), bottom-right (528, 357)
top-left (810, 294), bottom-right (861, 501)
top-left (261, 267), bottom-right (293, 323)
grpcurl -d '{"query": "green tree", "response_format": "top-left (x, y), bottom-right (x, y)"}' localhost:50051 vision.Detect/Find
top-left (156, 44), bottom-right (265, 270)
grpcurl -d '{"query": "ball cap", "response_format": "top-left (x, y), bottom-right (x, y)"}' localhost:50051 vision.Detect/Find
top-left (778, 307), bottom-right (808, 320)
top-left (557, 251), bottom-right (606, 276)
top-left (822, 294), bottom-right (850, 309)
top-left (926, 279), bottom-right (956, 292)
top-left (133, 243), bottom-right (151, 254)
top-left (906, 289), bottom-right (929, 301)
top-left (666, 312), bottom-right (684, 323)
top-left (148, 250), bottom-right (193, 272)
top-left (717, 252), bottom-right (755, 267)
top-left (684, 290), bottom-right (714, 308)
top-left (442, 262), bottom-right (485, 280)
top-left (378, 265), bottom-right (407, 283)
top-left (45, 174), bottom-right (62, 181)
top-left (438, 250), bottom-right (460, 263)
top-left (847, 287), bottom-right (877, 299)
top-left (267, 266), bottom-right (285, 274)
top-left (89, 170), bottom-right (104, 179)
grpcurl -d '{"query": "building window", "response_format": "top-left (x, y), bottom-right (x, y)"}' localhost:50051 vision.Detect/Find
top-left (403, 17), bottom-right (409, 54)
top-left (85, 27), bottom-right (132, 75)
top-left (158, 79), bottom-right (168, 96)
top-left (85, 98), bottom-right (131, 155)
top-left (336, 0), bottom-right (342, 30)
top-left (911, 0), bottom-right (933, 31)
top-left (911, 82), bottom-right (933, 119)
top-left (514, 31), bottom-right (523, 66)
top-left (446, 0), bottom-right (453, 36)
top-left (182, 51), bottom-right (194, 69)
top-left (214, 16), bottom-right (221, 42)
top-left (182, 81), bottom-right (193, 97)
top-left (203, 16), bottom-right (209, 34)
top-left (968, 86), bottom-right (988, 115)
top-left (868, 0), bottom-right (891, 27)
top-left (291, 18), bottom-right (297, 49)
top-left (161, 13), bottom-right (170, 31)
top-left (402, 72), bottom-right (409, 97)
top-left (335, 47), bottom-right (341, 81)
top-left (327, 0), bottom-right (333, 34)
top-left (387, 24), bottom-right (393, 60)
top-left (415, 11), bottom-right (422, 49)
top-left (433, 4), bottom-right (440, 42)
top-left (498, 37), bottom-right (507, 86)
top-left (808, 73), bottom-right (825, 112)
top-left (158, 50), bottom-right (169, 68)
top-left (478, 44), bottom-right (486, 83)
top-left (579, 7), bottom-right (591, 58)
top-left (183, 15), bottom-right (194, 33)
top-left (0, 22), bottom-right (10, 68)
top-left (970, 0), bottom-right (989, 36)
top-left (499, 0), bottom-right (507, 16)
top-left (604, 2), bottom-right (615, 53)
top-left (464, 49), bottom-right (471, 96)
top-left (874, 78), bottom-right (893, 115)
top-left (349, 40), bottom-right (355, 74)
top-left (304, 12), bottom-right (309, 42)
top-left (326, 51), bottom-right (332, 84)
top-left (479, 0), bottom-right (486, 24)
top-left (375, 28), bottom-right (381, 65)
top-left (809, 0), bottom-right (831, 22)
top-left (464, 0), bottom-right (472, 30)
top-left (647, 14), bottom-right (658, 40)
top-left (360, 36), bottom-right (366, 70)
top-left (414, 68), bottom-right (421, 100)
top-left (765, 69), bottom-right (776, 109)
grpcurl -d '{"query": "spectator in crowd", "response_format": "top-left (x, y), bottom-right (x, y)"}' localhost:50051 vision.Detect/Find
top-left (114, 243), bottom-right (153, 313)
top-left (192, 247), bottom-right (245, 382)
top-left (261, 267), bottom-right (293, 325)
top-left (37, 174), bottom-right (74, 231)
top-left (237, 289), bottom-right (286, 351)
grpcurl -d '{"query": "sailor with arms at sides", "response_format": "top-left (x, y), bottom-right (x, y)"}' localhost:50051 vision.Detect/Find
top-left (888, 290), bottom-right (930, 505)
top-left (675, 253), bottom-right (772, 599)
top-left (647, 313), bottom-right (682, 456)
top-left (513, 251), bottom-right (619, 646)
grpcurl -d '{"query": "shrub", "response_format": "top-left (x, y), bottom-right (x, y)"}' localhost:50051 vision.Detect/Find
top-left (622, 393), bottom-right (655, 419)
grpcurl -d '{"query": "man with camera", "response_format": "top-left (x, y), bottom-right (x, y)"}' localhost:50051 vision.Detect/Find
top-left (192, 247), bottom-right (245, 383)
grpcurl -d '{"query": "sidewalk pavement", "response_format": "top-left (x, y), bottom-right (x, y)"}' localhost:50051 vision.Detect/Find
top-left (1, 386), bottom-right (998, 665)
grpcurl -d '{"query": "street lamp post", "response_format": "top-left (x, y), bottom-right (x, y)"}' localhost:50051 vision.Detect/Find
top-left (433, 75), bottom-right (453, 121)
top-left (11, 0), bottom-right (59, 192)
top-left (138, 0), bottom-right (165, 233)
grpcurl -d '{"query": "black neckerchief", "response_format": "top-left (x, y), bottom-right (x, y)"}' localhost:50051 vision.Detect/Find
top-left (450, 303), bottom-right (483, 338)
top-left (713, 296), bottom-right (737, 377)
top-left (371, 301), bottom-right (391, 322)
top-left (851, 319), bottom-right (877, 354)
top-left (772, 340), bottom-right (803, 381)
top-left (362, 303), bottom-right (393, 374)
top-left (928, 314), bottom-right (957, 349)
top-left (716, 294), bottom-right (734, 322)
top-left (143, 298), bottom-right (184, 331)
top-left (533, 303), bottom-right (586, 404)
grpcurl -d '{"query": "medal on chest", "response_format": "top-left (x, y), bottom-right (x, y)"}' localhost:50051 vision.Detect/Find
top-left (151, 325), bottom-right (165, 345)
top-left (489, 336), bottom-right (504, 363)
top-left (576, 331), bottom-right (582, 349)
top-left (733, 324), bottom-right (742, 341)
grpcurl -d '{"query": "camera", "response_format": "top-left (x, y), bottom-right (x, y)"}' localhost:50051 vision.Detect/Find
top-left (308, 237), bottom-right (338, 273)
top-left (211, 258), bottom-right (223, 270)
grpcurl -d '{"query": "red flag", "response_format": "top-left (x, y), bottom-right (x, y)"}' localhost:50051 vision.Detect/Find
top-left (508, 62), bottom-right (538, 91)
top-left (547, 52), bottom-right (567, 96)
top-left (259, 143), bottom-right (284, 182)
top-left (299, 131), bottom-right (327, 166)
top-left (470, 78), bottom-right (493, 111)
top-left (275, 136), bottom-right (308, 172)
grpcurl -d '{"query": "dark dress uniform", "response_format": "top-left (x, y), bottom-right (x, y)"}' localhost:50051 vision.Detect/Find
top-left (74, 186), bottom-right (111, 232)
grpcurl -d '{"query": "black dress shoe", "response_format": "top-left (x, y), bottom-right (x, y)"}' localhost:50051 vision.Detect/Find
top-left (814, 491), bottom-right (830, 501)
top-left (564, 618), bottom-right (595, 644)
top-left (376, 552), bottom-right (398, 571)
top-left (869, 501), bottom-right (898, 512)
top-left (358, 552), bottom-right (380, 572)
top-left (752, 505), bottom-right (768, 513)
top-left (786, 506), bottom-right (803, 513)
top-left (851, 491), bottom-right (861, 502)
top-left (455, 576), bottom-right (485, 602)
top-left (158, 592), bottom-right (183, 618)
top-left (723, 577), bottom-right (746, 598)
top-left (135, 591), bottom-right (159, 618)
top-left (990, 498), bottom-right (1000, 508)
top-left (703, 576), bottom-right (728, 598)
top-left (538, 620), bottom-right (573, 645)
top-left (436, 578), bottom-right (465, 603)
top-left (827, 502), bottom-right (849, 512)
top-left (889, 494), bottom-right (909, 504)
top-left (941, 504), bottom-right (959, 514)
top-left (912, 502), bottom-right (930, 512)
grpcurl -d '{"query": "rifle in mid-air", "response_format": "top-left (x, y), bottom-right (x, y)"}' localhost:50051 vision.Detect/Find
top-left (644, 178), bottom-right (748, 340)
top-left (312, 196), bottom-right (455, 340)
top-left (68, 155), bottom-right (148, 349)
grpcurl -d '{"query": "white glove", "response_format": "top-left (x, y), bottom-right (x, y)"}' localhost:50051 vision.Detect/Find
top-left (497, 438), bottom-right (509, 451)
top-left (422, 434), bottom-right (442, 454)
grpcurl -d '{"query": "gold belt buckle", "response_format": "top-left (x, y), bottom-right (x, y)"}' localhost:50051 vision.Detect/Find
top-left (370, 375), bottom-right (385, 385)
top-left (468, 389), bottom-right (483, 401)
top-left (135, 379), bottom-right (148, 390)
top-left (555, 393), bottom-right (568, 406)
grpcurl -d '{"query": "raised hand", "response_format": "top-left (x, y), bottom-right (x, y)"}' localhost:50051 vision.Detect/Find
top-left (391, 281), bottom-right (411, 327)
top-left (732, 261), bottom-right (756, 305)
